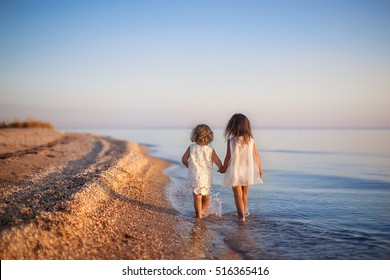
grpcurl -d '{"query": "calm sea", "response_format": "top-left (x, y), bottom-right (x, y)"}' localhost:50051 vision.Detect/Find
top-left (66, 128), bottom-right (390, 259)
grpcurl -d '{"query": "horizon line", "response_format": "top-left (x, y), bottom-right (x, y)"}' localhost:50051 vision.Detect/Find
top-left (58, 126), bottom-right (390, 130)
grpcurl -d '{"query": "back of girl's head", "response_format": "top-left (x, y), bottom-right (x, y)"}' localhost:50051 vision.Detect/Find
top-left (224, 113), bottom-right (253, 143)
top-left (191, 124), bottom-right (214, 144)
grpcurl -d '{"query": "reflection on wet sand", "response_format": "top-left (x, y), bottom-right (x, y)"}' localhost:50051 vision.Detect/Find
top-left (223, 217), bottom-right (271, 259)
top-left (186, 219), bottom-right (208, 259)
top-left (180, 213), bottom-right (270, 259)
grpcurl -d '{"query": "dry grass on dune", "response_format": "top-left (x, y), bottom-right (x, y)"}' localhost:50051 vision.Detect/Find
top-left (0, 118), bottom-right (54, 130)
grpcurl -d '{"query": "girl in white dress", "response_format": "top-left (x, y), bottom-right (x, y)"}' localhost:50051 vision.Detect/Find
top-left (221, 114), bottom-right (263, 222)
top-left (182, 124), bottom-right (223, 219)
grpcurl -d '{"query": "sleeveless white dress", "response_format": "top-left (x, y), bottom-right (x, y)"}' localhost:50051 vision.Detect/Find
top-left (187, 143), bottom-right (214, 195)
top-left (223, 137), bottom-right (263, 186)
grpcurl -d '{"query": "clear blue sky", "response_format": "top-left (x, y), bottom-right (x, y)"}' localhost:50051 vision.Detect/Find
top-left (1, 0), bottom-right (389, 128)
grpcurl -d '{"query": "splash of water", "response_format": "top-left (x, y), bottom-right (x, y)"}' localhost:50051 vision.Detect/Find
top-left (208, 192), bottom-right (223, 217)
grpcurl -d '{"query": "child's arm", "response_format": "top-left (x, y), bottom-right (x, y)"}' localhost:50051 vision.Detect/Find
top-left (220, 140), bottom-right (231, 173)
top-left (212, 149), bottom-right (223, 172)
top-left (182, 147), bottom-right (190, 168)
top-left (253, 142), bottom-right (263, 179)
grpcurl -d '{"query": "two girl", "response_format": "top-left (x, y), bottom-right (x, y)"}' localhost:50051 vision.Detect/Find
top-left (182, 113), bottom-right (263, 221)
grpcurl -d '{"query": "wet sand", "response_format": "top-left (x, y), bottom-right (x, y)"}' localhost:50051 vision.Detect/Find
top-left (0, 128), bottom-right (187, 259)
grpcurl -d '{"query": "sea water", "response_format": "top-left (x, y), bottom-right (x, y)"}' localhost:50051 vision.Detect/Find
top-left (67, 128), bottom-right (390, 259)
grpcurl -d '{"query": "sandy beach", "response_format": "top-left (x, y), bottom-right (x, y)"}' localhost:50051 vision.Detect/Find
top-left (0, 128), bottom-right (186, 259)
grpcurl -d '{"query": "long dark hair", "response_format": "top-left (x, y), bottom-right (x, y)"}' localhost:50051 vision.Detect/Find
top-left (224, 113), bottom-right (253, 144)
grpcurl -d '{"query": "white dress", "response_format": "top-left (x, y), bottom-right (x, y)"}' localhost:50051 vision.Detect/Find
top-left (223, 137), bottom-right (263, 186)
top-left (187, 143), bottom-right (214, 195)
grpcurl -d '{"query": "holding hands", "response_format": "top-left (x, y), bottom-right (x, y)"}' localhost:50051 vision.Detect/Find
top-left (218, 165), bottom-right (226, 174)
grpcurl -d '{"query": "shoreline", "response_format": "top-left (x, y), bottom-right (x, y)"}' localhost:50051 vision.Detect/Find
top-left (0, 128), bottom-right (186, 259)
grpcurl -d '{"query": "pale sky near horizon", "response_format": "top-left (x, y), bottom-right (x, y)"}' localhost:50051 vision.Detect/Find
top-left (1, 0), bottom-right (389, 128)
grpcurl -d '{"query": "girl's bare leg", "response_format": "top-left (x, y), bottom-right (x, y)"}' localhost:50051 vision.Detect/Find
top-left (242, 185), bottom-right (248, 215)
top-left (232, 186), bottom-right (245, 221)
top-left (202, 195), bottom-right (210, 216)
top-left (193, 193), bottom-right (202, 218)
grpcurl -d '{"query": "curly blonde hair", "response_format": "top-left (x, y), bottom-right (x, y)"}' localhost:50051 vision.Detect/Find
top-left (191, 124), bottom-right (214, 144)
